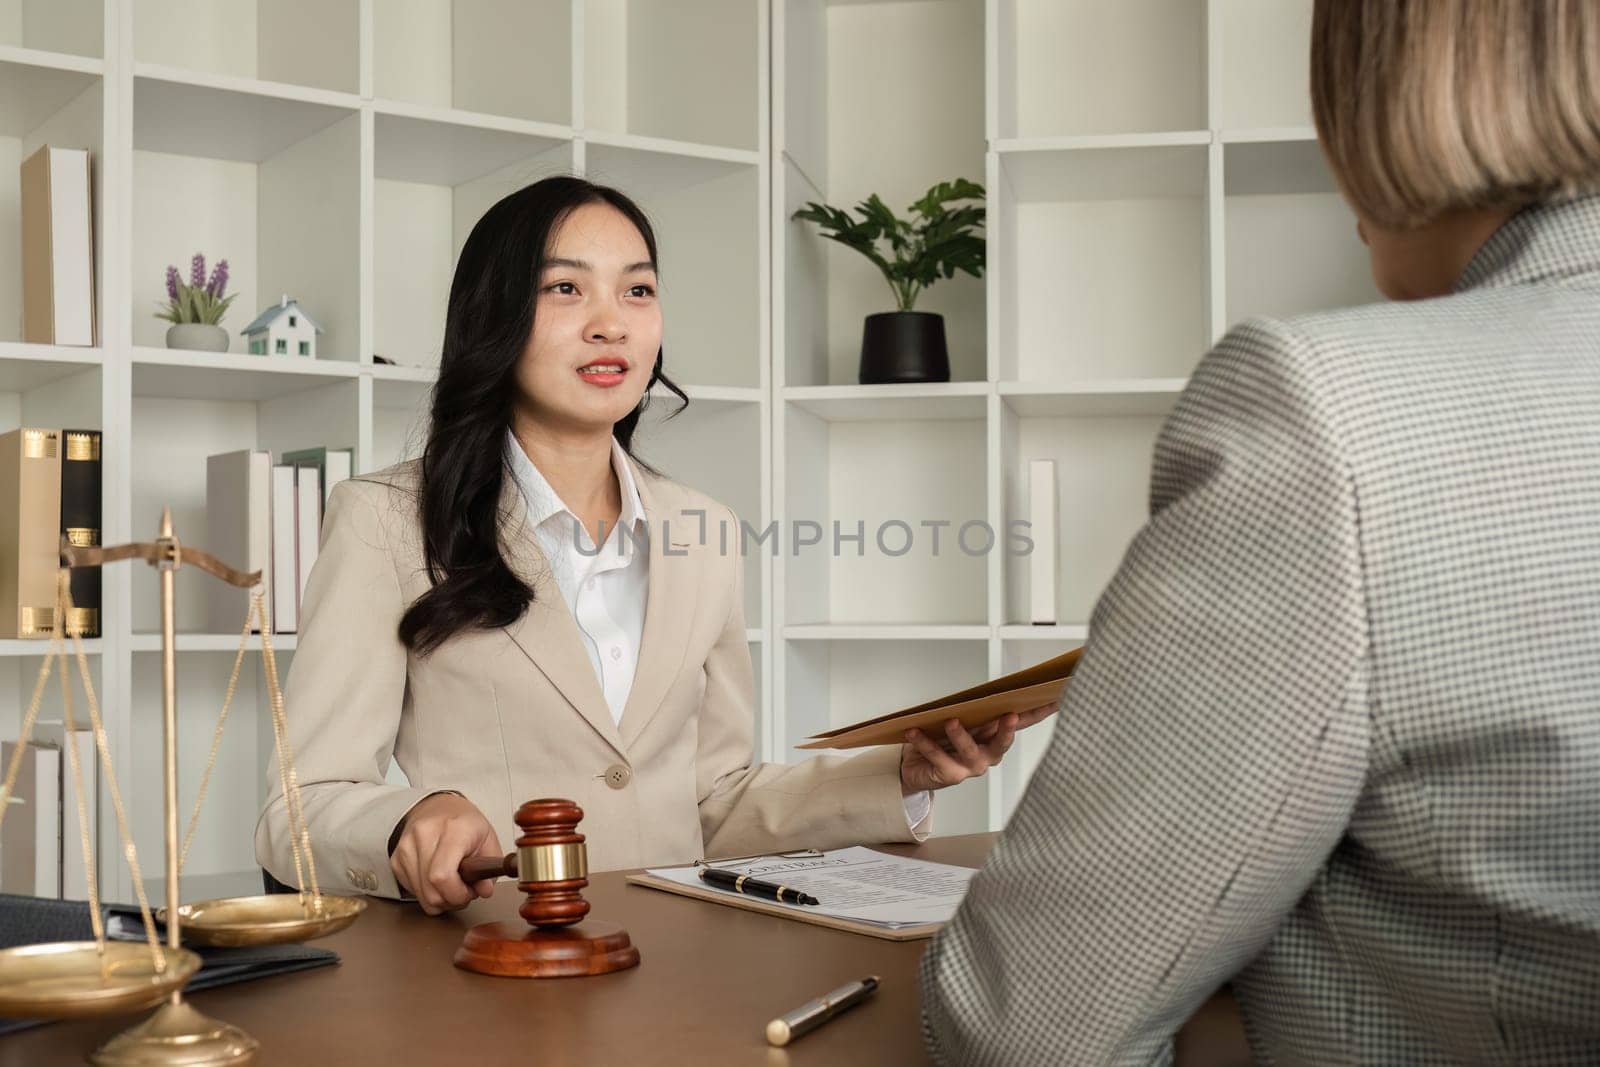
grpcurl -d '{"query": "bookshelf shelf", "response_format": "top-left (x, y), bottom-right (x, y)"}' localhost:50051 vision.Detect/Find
top-left (993, 130), bottom-right (1212, 154)
top-left (995, 141), bottom-right (1211, 383)
top-left (131, 348), bottom-right (359, 402)
top-left (373, 108), bottom-right (571, 188)
top-left (998, 379), bottom-right (1186, 418)
top-left (0, 639), bottom-right (102, 657)
top-left (0, 1), bottom-right (103, 61)
top-left (784, 624), bottom-right (991, 642)
top-left (1222, 138), bottom-right (1380, 326)
top-left (372, 0), bottom-right (570, 126)
top-left (132, 62), bottom-right (360, 111)
top-left (998, 624), bottom-right (1089, 641)
top-left (131, 69), bottom-right (358, 164)
top-left (783, 383), bottom-right (989, 423)
top-left (0, 346), bottom-right (102, 392)
top-left (368, 363), bottom-right (435, 384)
top-left (1211, 0), bottom-right (1315, 132)
top-left (0, 48), bottom-right (103, 347)
top-left (130, 85), bottom-right (360, 359)
top-left (579, 0), bottom-right (760, 153)
top-left (130, 632), bottom-right (298, 653)
top-left (669, 383), bottom-right (764, 408)
top-left (370, 372), bottom-right (431, 422)
top-left (783, 633), bottom-right (992, 834)
top-left (0, 54), bottom-right (101, 141)
top-left (999, 404), bottom-right (1165, 636)
top-left (1218, 126), bottom-right (1318, 145)
top-left (371, 114), bottom-right (572, 375)
top-left (583, 130), bottom-right (762, 170)
top-left (134, 0), bottom-right (359, 95)
top-left (585, 140), bottom-right (764, 390)
top-left (995, 0), bottom-right (1205, 140)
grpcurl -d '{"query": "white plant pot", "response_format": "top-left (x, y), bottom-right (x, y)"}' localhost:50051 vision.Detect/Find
top-left (165, 323), bottom-right (229, 352)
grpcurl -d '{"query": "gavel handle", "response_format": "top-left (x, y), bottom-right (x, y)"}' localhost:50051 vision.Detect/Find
top-left (459, 853), bottom-right (516, 884)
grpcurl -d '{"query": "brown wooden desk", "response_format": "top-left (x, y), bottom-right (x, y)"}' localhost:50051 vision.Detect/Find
top-left (1, 834), bottom-right (995, 1066)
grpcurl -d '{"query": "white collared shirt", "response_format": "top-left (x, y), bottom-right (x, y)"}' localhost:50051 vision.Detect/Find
top-left (505, 430), bottom-right (930, 831)
top-left (505, 430), bottom-right (649, 726)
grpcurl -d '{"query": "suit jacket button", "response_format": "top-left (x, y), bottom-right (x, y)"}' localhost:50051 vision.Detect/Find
top-left (345, 867), bottom-right (357, 885)
top-left (604, 764), bottom-right (631, 789)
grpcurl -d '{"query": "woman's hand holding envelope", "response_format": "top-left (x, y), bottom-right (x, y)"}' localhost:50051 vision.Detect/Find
top-left (898, 703), bottom-right (1059, 794)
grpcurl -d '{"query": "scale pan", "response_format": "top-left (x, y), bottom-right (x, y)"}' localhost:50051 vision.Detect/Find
top-left (0, 941), bottom-right (201, 1019)
top-left (160, 894), bottom-right (366, 947)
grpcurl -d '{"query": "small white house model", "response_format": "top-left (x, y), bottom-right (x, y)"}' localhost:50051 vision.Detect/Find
top-left (242, 294), bottom-right (322, 358)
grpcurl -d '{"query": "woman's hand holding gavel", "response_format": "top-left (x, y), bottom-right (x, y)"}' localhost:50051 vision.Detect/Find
top-left (390, 792), bottom-right (505, 916)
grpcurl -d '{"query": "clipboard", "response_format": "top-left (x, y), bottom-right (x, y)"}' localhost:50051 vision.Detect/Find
top-left (795, 646), bottom-right (1082, 750)
top-left (623, 870), bottom-right (942, 942)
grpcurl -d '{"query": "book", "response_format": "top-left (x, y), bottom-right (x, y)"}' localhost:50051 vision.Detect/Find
top-left (20, 145), bottom-right (96, 347)
top-left (32, 722), bottom-right (98, 901)
top-left (206, 450), bottom-right (273, 633)
top-left (279, 447), bottom-right (353, 512)
top-left (1029, 459), bottom-right (1057, 625)
top-left (270, 465), bottom-right (298, 633)
top-left (294, 465), bottom-right (321, 620)
top-left (796, 647), bottom-right (1083, 750)
top-left (60, 429), bottom-right (101, 638)
top-left (0, 429), bottom-right (64, 639)
top-left (0, 742), bottom-right (61, 897)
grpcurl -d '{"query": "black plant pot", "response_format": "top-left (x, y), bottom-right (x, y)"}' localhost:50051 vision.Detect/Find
top-left (858, 311), bottom-right (950, 384)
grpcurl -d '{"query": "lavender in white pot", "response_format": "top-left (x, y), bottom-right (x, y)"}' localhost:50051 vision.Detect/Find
top-left (156, 253), bottom-right (236, 352)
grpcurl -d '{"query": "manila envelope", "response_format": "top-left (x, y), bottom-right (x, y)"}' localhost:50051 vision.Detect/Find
top-left (796, 646), bottom-right (1083, 750)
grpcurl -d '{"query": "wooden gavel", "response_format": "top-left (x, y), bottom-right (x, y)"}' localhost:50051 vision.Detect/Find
top-left (456, 798), bottom-right (591, 927)
top-left (451, 798), bottom-right (640, 977)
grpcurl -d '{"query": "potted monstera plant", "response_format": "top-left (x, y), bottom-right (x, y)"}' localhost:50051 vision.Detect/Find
top-left (793, 178), bottom-right (985, 384)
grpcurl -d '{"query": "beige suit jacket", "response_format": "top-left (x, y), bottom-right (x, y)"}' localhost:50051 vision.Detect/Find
top-left (254, 455), bottom-right (922, 899)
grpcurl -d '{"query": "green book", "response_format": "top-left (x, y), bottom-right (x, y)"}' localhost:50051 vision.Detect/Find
top-left (278, 446), bottom-right (353, 520)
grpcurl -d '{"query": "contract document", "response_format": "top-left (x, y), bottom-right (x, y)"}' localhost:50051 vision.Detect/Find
top-left (629, 847), bottom-right (979, 938)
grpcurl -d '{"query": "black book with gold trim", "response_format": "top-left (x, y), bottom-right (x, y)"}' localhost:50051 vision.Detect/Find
top-left (59, 429), bottom-right (100, 638)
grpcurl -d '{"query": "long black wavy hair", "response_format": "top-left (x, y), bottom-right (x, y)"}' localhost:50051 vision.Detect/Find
top-left (397, 176), bottom-right (688, 656)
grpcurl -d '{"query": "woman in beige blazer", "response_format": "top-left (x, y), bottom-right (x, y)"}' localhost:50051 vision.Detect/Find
top-left (255, 178), bottom-right (1048, 914)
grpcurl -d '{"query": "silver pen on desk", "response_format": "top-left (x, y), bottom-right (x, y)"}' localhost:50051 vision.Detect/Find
top-left (765, 975), bottom-right (879, 1047)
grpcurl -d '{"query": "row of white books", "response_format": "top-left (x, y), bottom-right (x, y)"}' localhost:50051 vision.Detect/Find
top-left (0, 726), bottom-right (97, 900)
top-left (205, 447), bottom-right (352, 634)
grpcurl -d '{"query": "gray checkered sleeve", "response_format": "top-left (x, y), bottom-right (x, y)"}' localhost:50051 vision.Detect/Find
top-left (920, 318), bottom-right (1372, 1065)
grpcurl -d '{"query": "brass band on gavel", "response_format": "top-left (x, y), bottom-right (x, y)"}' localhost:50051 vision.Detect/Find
top-left (520, 842), bottom-right (587, 884)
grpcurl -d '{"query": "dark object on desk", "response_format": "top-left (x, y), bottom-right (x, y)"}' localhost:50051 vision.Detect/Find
top-left (767, 975), bottom-right (880, 1046)
top-left (263, 867), bottom-right (296, 895)
top-left (698, 865), bottom-right (820, 906)
top-left (453, 798), bottom-right (640, 979)
top-left (0, 892), bottom-right (338, 1036)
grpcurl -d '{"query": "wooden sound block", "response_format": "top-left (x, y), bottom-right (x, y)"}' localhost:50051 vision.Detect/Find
top-left (453, 919), bottom-right (640, 978)
top-left (452, 799), bottom-right (641, 978)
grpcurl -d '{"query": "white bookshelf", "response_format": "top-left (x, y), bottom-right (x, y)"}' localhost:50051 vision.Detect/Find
top-left (0, 0), bottom-right (772, 904)
top-left (774, 0), bottom-right (1378, 835)
top-left (0, 0), bottom-right (1378, 899)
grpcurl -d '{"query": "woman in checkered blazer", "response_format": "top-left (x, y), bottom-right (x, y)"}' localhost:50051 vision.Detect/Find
top-left (922, 2), bottom-right (1600, 1063)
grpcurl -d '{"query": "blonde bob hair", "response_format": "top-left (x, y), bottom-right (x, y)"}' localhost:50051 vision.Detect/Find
top-left (1311, 0), bottom-right (1600, 229)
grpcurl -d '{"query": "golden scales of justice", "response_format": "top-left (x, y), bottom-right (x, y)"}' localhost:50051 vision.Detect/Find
top-left (0, 510), bottom-right (365, 1064)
